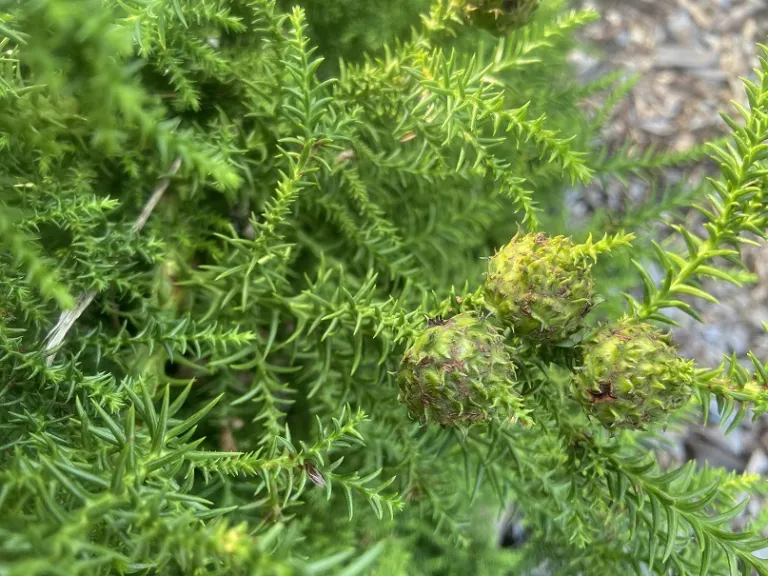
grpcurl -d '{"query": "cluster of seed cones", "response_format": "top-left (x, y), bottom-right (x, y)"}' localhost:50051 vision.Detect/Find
top-left (397, 233), bottom-right (694, 431)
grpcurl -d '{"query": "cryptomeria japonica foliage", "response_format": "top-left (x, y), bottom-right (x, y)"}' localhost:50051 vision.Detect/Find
top-left (2, 0), bottom-right (768, 574)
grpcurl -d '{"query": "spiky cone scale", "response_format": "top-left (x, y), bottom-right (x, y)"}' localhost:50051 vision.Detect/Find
top-left (574, 322), bottom-right (695, 430)
top-left (461, 0), bottom-right (540, 37)
top-left (482, 233), bottom-right (595, 343)
top-left (397, 312), bottom-right (520, 427)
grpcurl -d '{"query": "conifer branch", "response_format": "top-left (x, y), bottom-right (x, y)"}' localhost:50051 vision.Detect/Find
top-left (5, 0), bottom-right (768, 573)
top-left (43, 157), bottom-right (182, 365)
top-left (627, 47), bottom-right (768, 325)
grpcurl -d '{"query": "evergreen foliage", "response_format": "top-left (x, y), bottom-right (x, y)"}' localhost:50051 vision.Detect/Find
top-left (1, 0), bottom-right (768, 574)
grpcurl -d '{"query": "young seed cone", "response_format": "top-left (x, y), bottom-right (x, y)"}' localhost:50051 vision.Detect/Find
top-left (574, 322), bottom-right (695, 430)
top-left (397, 312), bottom-right (520, 426)
top-left (482, 233), bottom-right (595, 343)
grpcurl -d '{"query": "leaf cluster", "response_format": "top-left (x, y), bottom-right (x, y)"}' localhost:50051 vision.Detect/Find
top-left (1, 1), bottom-right (767, 575)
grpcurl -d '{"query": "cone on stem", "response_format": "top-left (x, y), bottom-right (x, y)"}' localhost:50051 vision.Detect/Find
top-left (397, 312), bottom-right (520, 426)
top-left (482, 233), bottom-right (595, 343)
top-left (573, 322), bottom-right (694, 430)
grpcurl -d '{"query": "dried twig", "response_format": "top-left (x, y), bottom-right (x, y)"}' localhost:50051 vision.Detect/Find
top-left (43, 157), bottom-right (182, 366)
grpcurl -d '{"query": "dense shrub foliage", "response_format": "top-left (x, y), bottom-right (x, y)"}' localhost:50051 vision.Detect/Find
top-left (1, 0), bottom-right (768, 574)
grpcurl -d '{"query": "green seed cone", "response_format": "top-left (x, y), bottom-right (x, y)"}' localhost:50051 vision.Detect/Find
top-left (397, 312), bottom-right (520, 426)
top-left (482, 233), bottom-right (595, 343)
top-left (573, 322), bottom-right (695, 430)
top-left (462, 0), bottom-right (540, 36)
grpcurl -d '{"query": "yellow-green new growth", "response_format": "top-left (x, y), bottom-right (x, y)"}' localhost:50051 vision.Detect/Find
top-left (482, 233), bottom-right (595, 343)
top-left (397, 312), bottom-right (521, 426)
top-left (574, 322), bottom-right (694, 430)
top-left (460, 0), bottom-right (540, 36)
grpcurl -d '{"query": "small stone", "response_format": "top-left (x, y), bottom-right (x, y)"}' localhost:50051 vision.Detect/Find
top-left (654, 46), bottom-right (719, 70)
top-left (666, 10), bottom-right (695, 45)
top-left (746, 450), bottom-right (768, 474)
top-left (639, 118), bottom-right (676, 136)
